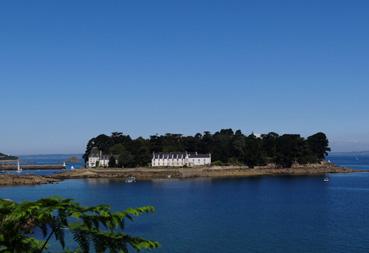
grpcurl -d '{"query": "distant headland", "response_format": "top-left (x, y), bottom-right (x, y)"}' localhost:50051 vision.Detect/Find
top-left (0, 153), bottom-right (18, 161)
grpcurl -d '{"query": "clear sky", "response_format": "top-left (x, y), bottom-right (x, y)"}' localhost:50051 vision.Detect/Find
top-left (1, 0), bottom-right (369, 154)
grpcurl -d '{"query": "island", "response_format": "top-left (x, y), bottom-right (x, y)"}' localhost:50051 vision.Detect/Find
top-left (1, 129), bottom-right (368, 186)
top-left (83, 130), bottom-right (332, 169)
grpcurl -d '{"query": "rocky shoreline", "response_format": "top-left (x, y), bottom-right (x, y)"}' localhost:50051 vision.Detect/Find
top-left (0, 174), bottom-right (59, 186)
top-left (0, 164), bottom-right (367, 186)
top-left (51, 164), bottom-right (362, 180)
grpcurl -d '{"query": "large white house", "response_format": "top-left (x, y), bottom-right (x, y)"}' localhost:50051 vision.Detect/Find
top-left (152, 152), bottom-right (211, 167)
top-left (87, 147), bottom-right (110, 168)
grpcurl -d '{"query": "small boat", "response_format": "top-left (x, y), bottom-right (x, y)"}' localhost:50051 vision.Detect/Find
top-left (70, 165), bottom-right (75, 170)
top-left (125, 176), bottom-right (136, 183)
top-left (323, 177), bottom-right (330, 182)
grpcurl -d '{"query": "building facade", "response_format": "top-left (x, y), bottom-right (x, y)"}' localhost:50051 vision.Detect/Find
top-left (152, 152), bottom-right (211, 167)
top-left (87, 147), bottom-right (110, 168)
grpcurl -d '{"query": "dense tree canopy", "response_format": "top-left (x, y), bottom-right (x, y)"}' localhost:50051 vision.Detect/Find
top-left (83, 129), bottom-right (330, 168)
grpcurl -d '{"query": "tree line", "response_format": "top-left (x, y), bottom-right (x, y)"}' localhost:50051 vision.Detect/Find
top-left (83, 129), bottom-right (330, 168)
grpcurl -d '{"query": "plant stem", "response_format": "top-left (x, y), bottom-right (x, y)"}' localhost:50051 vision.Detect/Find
top-left (39, 231), bottom-right (54, 253)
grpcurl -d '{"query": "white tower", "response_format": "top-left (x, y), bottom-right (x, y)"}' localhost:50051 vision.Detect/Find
top-left (17, 160), bottom-right (22, 172)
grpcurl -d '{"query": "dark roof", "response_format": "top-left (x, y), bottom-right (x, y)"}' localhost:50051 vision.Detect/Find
top-left (153, 152), bottom-right (186, 159)
top-left (152, 152), bottom-right (211, 159)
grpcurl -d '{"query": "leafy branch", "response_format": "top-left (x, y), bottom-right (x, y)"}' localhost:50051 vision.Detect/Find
top-left (0, 197), bottom-right (159, 253)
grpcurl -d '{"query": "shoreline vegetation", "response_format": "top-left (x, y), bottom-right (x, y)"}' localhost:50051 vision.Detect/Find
top-left (1, 163), bottom-right (367, 186)
top-left (0, 129), bottom-right (361, 186)
top-left (84, 130), bottom-right (331, 169)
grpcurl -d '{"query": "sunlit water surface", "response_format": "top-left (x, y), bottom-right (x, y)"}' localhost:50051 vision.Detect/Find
top-left (0, 155), bottom-right (368, 252)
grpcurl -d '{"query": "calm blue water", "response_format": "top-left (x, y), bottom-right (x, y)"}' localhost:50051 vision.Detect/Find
top-left (1, 154), bottom-right (84, 176)
top-left (1, 155), bottom-right (369, 252)
top-left (328, 154), bottom-right (369, 171)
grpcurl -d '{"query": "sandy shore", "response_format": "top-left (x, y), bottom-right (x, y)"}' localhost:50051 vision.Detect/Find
top-left (0, 164), bottom-right (367, 186)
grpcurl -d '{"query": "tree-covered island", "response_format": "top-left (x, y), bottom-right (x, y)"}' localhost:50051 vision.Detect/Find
top-left (83, 129), bottom-right (330, 168)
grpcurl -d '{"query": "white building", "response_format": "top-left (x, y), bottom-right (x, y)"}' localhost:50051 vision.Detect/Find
top-left (152, 152), bottom-right (211, 167)
top-left (87, 147), bottom-right (110, 168)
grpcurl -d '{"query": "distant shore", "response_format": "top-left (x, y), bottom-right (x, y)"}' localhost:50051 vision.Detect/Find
top-left (0, 164), bottom-right (367, 186)
top-left (0, 164), bottom-right (65, 171)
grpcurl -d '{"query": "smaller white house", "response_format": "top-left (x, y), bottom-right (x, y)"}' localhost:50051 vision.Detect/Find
top-left (187, 153), bottom-right (212, 167)
top-left (87, 147), bottom-right (110, 168)
top-left (152, 152), bottom-right (211, 167)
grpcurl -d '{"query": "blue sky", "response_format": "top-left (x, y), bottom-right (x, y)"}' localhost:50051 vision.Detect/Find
top-left (1, 0), bottom-right (369, 154)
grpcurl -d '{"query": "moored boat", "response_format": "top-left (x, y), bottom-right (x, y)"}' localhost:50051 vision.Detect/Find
top-left (125, 176), bottom-right (136, 183)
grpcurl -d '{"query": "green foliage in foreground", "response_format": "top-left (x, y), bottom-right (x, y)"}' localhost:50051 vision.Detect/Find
top-left (0, 197), bottom-right (159, 253)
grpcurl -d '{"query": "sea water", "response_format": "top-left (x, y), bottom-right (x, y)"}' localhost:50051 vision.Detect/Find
top-left (0, 155), bottom-right (368, 253)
